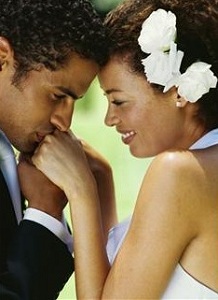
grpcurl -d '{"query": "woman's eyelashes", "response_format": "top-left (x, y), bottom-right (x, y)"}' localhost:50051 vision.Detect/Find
top-left (112, 99), bottom-right (125, 106)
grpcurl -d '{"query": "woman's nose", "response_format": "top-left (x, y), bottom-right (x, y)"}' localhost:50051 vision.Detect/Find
top-left (50, 99), bottom-right (74, 131)
top-left (104, 107), bottom-right (120, 127)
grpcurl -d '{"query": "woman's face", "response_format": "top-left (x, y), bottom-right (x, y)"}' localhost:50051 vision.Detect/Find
top-left (98, 57), bottom-right (188, 158)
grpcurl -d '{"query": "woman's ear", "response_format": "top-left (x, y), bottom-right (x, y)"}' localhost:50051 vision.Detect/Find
top-left (176, 94), bottom-right (188, 108)
top-left (167, 86), bottom-right (188, 108)
top-left (0, 37), bottom-right (14, 69)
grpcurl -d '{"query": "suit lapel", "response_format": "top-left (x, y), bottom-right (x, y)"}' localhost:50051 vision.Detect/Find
top-left (0, 169), bottom-right (18, 271)
top-left (0, 169), bottom-right (17, 222)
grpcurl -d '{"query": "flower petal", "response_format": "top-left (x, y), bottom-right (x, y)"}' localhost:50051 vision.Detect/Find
top-left (138, 9), bottom-right (176, 53)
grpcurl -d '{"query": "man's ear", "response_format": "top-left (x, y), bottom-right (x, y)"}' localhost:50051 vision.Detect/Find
top-left (0, 37), bottom-right (14, 69)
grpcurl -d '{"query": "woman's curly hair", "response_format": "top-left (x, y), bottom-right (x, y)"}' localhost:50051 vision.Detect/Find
top-left (104, 0), bottom-right (218, 130)
top-left (0, 0), bottom-right (109, 83)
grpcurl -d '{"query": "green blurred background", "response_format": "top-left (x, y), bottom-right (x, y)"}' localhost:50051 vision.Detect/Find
top-left (58, 1), bottom-right (152, 298)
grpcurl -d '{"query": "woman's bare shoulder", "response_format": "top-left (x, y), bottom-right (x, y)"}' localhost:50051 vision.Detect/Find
top-left (139, 146), bottom-right (218, 219)
top-left (147, 146), bottom-right (218, 186)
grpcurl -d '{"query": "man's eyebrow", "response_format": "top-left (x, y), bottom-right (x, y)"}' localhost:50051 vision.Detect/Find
top-left (104, 88), bottom-right (123, 95)
top-left (56, 86), bottom-right (83, 100)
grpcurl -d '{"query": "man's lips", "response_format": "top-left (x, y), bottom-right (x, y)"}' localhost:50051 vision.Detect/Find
top-left (36, 132), bottom-right (52, 143)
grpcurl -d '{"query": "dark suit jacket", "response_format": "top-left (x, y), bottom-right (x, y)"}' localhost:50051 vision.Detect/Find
top-left (0, 169), bottom-right (74, 299)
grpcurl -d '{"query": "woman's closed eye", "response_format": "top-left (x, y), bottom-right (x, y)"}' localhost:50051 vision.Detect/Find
top-left (112, 99), bottom-right (125, 106)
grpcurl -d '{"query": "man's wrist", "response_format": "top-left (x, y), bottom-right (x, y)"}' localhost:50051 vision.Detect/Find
top-left (23, 208), bottom-right (73, 253)
top-left (27, 204), bottom-right (63, 221)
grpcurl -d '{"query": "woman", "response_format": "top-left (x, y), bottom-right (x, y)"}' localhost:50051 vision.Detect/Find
top-left (28, 0), bottom-right (218, 298)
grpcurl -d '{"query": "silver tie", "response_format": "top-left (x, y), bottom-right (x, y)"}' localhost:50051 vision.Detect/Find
top-left (0, 130), bottom-right (22, 223)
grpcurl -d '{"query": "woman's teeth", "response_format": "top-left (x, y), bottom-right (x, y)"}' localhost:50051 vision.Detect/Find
top-left (122, 131), bottom-right (135, 139)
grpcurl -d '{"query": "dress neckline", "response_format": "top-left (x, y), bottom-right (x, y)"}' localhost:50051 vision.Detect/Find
top-left (190, 128), bottom-right (218, 150)
top-left (177, 263), bottom-right (218, 295)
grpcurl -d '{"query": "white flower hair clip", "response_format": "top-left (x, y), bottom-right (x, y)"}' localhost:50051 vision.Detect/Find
top-left (138, 8), bottom-right (217, 103)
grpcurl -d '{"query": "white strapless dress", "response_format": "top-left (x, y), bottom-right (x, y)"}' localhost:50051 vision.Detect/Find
top-left (106, 129), bottom-right (218, 299)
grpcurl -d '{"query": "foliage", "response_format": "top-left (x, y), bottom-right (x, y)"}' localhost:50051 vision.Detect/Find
top-left (91, 0), bottom-right (123, 16)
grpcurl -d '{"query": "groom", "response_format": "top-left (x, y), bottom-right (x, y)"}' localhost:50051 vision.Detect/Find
top-left (0, 0), bottom-right (108, 299)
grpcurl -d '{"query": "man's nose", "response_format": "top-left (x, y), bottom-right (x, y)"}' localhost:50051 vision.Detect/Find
top-left (50, 99), bottom-right (74, 131)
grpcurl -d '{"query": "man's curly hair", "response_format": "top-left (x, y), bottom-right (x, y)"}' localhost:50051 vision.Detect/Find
top-left (0, 0), bottom-right (109, 83)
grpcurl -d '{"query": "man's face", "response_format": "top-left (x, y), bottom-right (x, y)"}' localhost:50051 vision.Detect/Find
top-left (0, 53), bottom-right (99, 153)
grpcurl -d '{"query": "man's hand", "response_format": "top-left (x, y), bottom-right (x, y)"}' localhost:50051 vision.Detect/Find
top-left (18, 154), bottom-right (67, 221)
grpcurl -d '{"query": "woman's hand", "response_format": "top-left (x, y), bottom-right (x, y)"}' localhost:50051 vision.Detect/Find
top-left (32, 130), bottom-right (95, 199)
top-left (32, 130), bottom-right (117, 236)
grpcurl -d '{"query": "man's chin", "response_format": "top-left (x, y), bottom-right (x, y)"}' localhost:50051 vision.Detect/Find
top-left (16, 142), bottom-right (38, 155)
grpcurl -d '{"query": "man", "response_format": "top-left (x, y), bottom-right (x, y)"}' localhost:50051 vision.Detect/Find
top-left (0, 0), bottom-right (108, 299)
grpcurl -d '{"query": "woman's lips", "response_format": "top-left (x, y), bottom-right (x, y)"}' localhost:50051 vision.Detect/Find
top-left (121, 131), bottom-right (136, 144)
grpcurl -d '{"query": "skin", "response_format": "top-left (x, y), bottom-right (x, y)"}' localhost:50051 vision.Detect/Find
top-left (0, 37), bottom-right (99, 154)
top-left (32, 57), bottom-right (218, 298)
top-left (100, 57), bottom-right (205, 157)
top-left (0, 37), bottom-right (99, 220)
